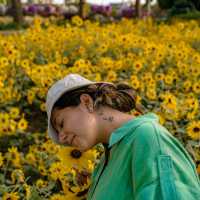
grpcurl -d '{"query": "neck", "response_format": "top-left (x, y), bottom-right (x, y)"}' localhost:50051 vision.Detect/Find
top-left (95, 106), bottom-right (135, 145)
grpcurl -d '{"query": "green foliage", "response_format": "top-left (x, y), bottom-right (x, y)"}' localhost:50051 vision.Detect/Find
top-left (0, 21), bottom-right (29, 30)
top-left (157, 0), bottom-right (174, 9)
top-left (158, 0), bottom-right (200, 12)
top-left (191, 0), bottom-right (200, 10)
top-left (169, 10), bottom-right (200, 18)
top-left (174, 10), bottom-right (200, 18)
top-left (0, 133), bottom-right (35, 154)
top-left (0, 0), bottom-right (6, 4)
top-left (23, 165), bottom-right (42, 184)
top-left (29, 186), bottom-right (44, 200)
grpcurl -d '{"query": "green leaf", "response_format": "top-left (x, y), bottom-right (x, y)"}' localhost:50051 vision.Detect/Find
top-left (176, 128), bottom-right (186, 134)
top-left (0, 184), bottom-right (8, 196)
top-left (188, 140), bottom-right (200, 148)
top-left (0, 173), bottom-right (5, 184)
top-left (38, 180), bottom-right (55, 194)
top-left (28, 186), bottom-right (43, 200)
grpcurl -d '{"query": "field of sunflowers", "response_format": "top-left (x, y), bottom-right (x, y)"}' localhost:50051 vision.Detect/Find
top-left (0, 15), bottom-right (200, 199)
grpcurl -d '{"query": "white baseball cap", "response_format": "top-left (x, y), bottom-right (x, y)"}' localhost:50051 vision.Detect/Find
top-left (46, 73), bottom-right (114, 145)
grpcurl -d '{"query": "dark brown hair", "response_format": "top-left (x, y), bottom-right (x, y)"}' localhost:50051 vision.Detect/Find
top-left (52, 82), bottom-right (145, 114)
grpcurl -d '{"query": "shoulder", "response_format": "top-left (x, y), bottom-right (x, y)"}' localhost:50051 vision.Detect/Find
top-left (133, 121), bottom-right (159, 144)
top-left (129, 121), bottom-right (162, 155)
top-left (128, 112), bottom-right (163, 143)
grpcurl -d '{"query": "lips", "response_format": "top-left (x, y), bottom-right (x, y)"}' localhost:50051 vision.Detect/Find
top-left (70, 135), bottom-right (76, 145)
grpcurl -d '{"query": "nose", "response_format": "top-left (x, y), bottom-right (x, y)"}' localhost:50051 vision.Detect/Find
top-left (58, 131), bottom-right (68, 144)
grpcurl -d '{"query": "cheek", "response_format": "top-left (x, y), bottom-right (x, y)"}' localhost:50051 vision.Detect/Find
top-left (75, 123), bottom-right (97, 147)
top-left (74, 114), bottom-right (94, 132)
top-left (64, 113), bottom-right (97, 146)
top-left (63, 114), bottom-right (80, 132)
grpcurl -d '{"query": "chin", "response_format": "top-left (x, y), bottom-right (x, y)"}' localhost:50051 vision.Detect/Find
top-left (78, 145), bottom-right (89, 152)
top-left (76, 143), bottom-right (93, 152)
top-left (73, 138), bottom-right (95, 152)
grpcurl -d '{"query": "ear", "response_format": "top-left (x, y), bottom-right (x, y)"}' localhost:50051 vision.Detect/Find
top-left (79, 93), bottom-right (94, 112)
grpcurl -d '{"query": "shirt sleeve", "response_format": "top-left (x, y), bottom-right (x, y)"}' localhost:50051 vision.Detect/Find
top-left (131, 121), bottom-right (179, 200)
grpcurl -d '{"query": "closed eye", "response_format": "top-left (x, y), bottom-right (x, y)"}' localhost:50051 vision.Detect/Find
top-left (59, 119), bottom-right (64, 129)
top-left (52, 118), bottom-right (63, 136)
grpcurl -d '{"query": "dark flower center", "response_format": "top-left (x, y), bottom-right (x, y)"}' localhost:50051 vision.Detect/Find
top-left (193, 127), bottom-right (200, 132)
top-left (70, 149), bottom-right (82, 158)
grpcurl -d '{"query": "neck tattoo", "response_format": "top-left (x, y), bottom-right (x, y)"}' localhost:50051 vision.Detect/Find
top-left (97, 111), bottom-right (114, 123)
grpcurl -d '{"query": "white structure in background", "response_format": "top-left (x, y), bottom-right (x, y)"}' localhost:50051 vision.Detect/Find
top-left (21, 0), bottom-right (157, 5)
top-left (88, 0), bottom-right (156, 6)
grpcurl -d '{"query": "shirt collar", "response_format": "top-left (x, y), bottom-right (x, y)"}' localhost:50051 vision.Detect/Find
top-left (108, 112), bottom-right (159, 148)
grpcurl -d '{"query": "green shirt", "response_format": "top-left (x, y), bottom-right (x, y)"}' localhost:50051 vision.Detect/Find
top-left (86, 112), bottom-right (200, 200)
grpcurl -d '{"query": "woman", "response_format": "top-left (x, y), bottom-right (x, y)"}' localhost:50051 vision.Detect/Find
top-left (46, 73), bottom-right (200, 200)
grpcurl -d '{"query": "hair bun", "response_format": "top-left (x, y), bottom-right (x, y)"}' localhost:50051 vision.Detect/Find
top-left (115, 82), bottom-right (146, 114)
top-left (112, 83), bottom-right (135, 112)
top-left (116, 82), bottom-right (137, 102)
top-left (116, 82), bottom-right (132, 90)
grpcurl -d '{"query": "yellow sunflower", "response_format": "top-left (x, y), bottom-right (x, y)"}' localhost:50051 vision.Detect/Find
top-left (23, 183), bottom-right (31, 199)
top-left (192, 82), bottom-right (200, 94)
top-left (106, 70), bottom-right (117, 82)
top-left (62, 56), bottom-right (69, 65)
top-left (57, 146), bottom-right (96, 170)
top-left (0, 152), bottom-right (4, 167)
top-left (2, 192), bottom-right (20, 200)
top-left (17, 117), bottom-right (28, 131)
top-left (6, 146), bottom-right (21, 168)
top-left (49, 161), bottom-right (69, 180)
top-left (49, 193), bottom-right (67, 200)
top-left (164, 74), bottom-right (174, 85)
top-left (40, 102), bottom-right (46, 112)
top-left (9, 107), bottom-right (20, 119)
top-left (11, 169), bottom-right (25, 184)
top-left (155, 72), bottom-right (164, 81)
top-left (36, 179), bottom-right (48, 188)
top-left (183, 80), bottom-right (192, 92)
top-left (27, 89), bottom-right (36, 104)
top-left (130, 75), bottom-right (140, 90)
top-left (186, 121), bottom-right (200, 140)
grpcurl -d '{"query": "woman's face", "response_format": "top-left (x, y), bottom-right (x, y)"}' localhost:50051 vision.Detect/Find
top-left (51, 94), bottom-right (98, 152)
